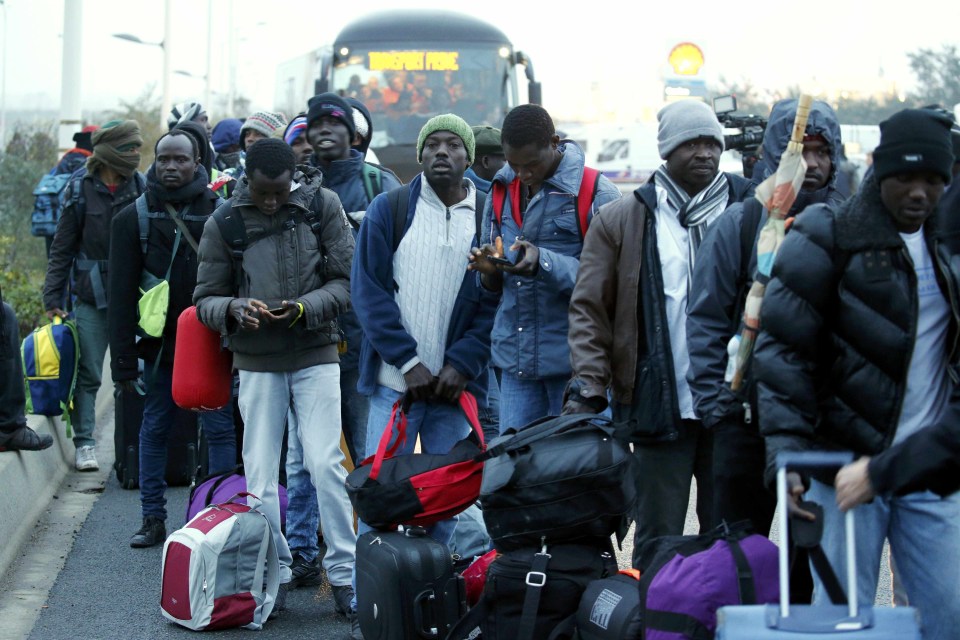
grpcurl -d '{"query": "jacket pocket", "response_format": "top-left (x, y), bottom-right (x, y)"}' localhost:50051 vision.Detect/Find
top-left (611, 355), bottom-right (673, 442)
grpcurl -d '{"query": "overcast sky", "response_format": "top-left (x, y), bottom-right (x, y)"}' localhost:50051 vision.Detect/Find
top-left (5, 0), bottom-right (957, 123)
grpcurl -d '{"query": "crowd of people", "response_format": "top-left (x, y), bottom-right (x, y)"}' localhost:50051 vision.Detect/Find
top-left (1, 91), bottom-right (959, 640)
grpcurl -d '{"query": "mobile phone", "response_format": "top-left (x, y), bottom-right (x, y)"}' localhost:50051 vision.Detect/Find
top-left (487, 255), bottom-right (515, 267)
top-left (265, 307), bottom-right (286, 316)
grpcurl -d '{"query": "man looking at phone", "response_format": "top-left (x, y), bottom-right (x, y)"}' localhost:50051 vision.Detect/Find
top-left (194, 138), bottom-right (358, 620)
top-left (468, 104), bottom-right (620, 432)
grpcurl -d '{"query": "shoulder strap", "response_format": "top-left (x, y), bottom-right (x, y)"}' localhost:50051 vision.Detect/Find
top-left (492, 181), bottom-right (507, 231)
top-left (736, 198), bottom-right (764, 293)
top-left (388, 185), bottom-right (412, 251)
top-left (213, 204), bottom-right (247, 295)
top-left (576, 166), bottom-right (601, 238)
top-left (69, 173), bottom-right (86, 227)
top-left (361, 162), bottom-right (384, 202)
top-left (136, 194), bottom-right (150, 255)
top-left (475, 189), bottom-right (487, 243)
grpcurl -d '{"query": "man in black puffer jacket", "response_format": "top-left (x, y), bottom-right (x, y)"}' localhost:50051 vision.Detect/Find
top-left (109, 130), bottom-right (236, 548)
top-left (755, 108), bottom-right (960, 640)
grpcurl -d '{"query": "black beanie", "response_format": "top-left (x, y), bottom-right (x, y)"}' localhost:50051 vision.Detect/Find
top-left (873, 109), bottom-right (955, 184)
top-left (306, 93), bottom-right (356, 141)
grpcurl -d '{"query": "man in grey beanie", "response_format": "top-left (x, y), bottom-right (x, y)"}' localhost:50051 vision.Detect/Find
top-left (564, 99), bottom-right (754, 565)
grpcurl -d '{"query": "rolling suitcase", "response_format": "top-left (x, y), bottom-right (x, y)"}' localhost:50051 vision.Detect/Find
top-left (355, 527), bottom-right (465, 640)
top-left (715, 451), bottom-right (922, 639)
top-left (114, 386), bottom-right (200, 490)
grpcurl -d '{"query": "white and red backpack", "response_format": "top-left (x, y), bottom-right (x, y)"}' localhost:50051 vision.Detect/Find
top-left (160, 493), bottom-right (279, 630)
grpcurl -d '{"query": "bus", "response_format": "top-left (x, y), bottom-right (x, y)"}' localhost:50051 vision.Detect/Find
top-left (274, 10), bottom-right (541, 180)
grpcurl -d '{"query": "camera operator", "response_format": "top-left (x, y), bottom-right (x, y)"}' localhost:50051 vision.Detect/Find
top-left (685, 97), bottom-right (844, 601)
top-left (715, 99), bottom-right (768, 180)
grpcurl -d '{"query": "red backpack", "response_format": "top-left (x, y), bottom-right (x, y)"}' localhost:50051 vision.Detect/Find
top-left (492, 166), bottom-right (601, 237)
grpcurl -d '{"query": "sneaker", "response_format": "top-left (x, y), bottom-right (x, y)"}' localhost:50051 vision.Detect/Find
top-left (0, 426), bottom-right (53, 452)
top-left (269, 583), bottom-right (288, 620)
top-left (130, 516), bottom-right (166, 548)
top-left (75, 445), bottom-right (99, 471)
top-left (289, 552), bottom-right (322, 589)
top-left (347, 607), bottom-right (363, 640)
top-left (332, 584), bottom-right (355, 617)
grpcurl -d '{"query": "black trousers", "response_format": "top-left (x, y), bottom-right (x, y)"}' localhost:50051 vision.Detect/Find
top-left (712, 415), bottom-right (813, 603)
top-left (0, 301), bottom-right (27, 433)
top-left (631, 419), bottom-right (714, 567)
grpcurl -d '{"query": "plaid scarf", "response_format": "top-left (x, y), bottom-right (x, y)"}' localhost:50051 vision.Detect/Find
top-left (653, 165), bottom-right (729, 283)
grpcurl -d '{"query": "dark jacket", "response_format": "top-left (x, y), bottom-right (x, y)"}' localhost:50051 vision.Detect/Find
top-left (108, 185), bottom-right (221, 382)
top-left (568, 173), bottom-right (752, 441)
top-left (193, 167), bottom-right (354, 372)
top-left (314, 150), bottom-right (402, 371)
top-left (686, 100), bottom-right (846, 428)
top-left (868, 402), bottom-right (960, 497)
top-left (350, 174), bottom-right (497, 402)
top-left (755, 175), bottom-right (960, 484)
top-left (43, 168), bottom-right (146, 310)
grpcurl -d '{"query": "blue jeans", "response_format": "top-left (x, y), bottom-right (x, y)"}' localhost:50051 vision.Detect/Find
top-left (807, 480), bottom-right (960, 640)
top-left (285, 365), bottom-right (369, 562)
top-left (477, 367), bottom-right (501, 443)
top-left (139, 362), bottom-right (235, 520)
top-left (498, 371), bottom-right (567, 433)
top-left (352, 384), bottom-right (473, 607)
top-left (239, 365), bottom-right (356, 586)
top-left (72, 302), bottom-right (109, 448)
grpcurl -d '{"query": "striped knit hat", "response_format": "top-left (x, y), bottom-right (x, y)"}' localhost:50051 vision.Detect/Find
top-left (240, 111), bottom-right (287, 150)
top-left (283, 115), bottom-right (308, 146)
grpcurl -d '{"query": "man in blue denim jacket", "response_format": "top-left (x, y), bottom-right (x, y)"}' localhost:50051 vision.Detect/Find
top-left (470, 104), bottom-right (621, 432)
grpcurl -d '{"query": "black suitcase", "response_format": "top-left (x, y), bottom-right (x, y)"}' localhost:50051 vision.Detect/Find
top-left (355, 527), bottom-right (465, 640)
top-left (113, 387), bottom-right (200, 490)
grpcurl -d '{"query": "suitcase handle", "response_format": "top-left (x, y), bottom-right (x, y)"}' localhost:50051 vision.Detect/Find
top-left (412, 589), bottom-right (438, 638)
top-left (775, 452), bottom-right (858, 622)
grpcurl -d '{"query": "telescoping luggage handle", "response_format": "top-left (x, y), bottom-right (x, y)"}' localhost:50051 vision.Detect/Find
top-left (475, 413), bottom-right (615, 463)
top-left (368, 391), bottom-right (482, 481)
top-left (775, 451), bottom-right (855, 622)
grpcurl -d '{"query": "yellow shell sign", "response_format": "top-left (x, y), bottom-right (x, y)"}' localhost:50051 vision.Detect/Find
top-left (668, 43), bottom-right (704, 76)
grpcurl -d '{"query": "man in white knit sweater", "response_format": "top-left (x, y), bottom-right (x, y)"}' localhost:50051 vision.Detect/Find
top-left (351, 114), bottom-right (498, 549)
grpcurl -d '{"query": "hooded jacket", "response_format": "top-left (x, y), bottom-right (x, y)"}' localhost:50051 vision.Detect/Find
top-left (483, 141), bottom-right (622, 380)
top-left (755, 174), bottom-right (960, 485)
top-left (193, 167), bottom-right (355, 372)
top-left (686, 99), bottom-right (846, 427)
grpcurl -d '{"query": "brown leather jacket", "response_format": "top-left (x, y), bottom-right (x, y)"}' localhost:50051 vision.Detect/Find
top-left (568, 194), bottom-right (647, 405)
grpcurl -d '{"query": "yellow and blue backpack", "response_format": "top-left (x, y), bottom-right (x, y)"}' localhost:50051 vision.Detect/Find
top-left (21, 316), bottom-right (79, 436)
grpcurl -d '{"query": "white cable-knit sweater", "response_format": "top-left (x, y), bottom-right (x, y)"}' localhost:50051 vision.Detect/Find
top-left (377, 178), bottom-right (477, 392)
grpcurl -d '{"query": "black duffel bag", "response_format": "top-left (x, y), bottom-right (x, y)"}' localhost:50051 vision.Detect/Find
top-left (446, 541), bottom-right (618, 640)
top-left (476, 414), bottom-right (636, 550)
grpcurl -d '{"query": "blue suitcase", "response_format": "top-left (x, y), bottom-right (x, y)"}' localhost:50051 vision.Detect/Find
top-left (715, 451), bottom-right (922, 639)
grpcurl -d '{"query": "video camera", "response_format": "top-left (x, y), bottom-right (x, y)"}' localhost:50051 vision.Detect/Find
top-left (713, 95), bottom-right (768, 179)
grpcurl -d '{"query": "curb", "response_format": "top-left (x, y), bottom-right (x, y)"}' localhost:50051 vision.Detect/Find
top-left (0, 383), bottom-right (114, 583)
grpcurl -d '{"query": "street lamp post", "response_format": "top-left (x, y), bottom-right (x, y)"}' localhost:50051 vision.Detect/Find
top-left (112, 0), bottom-right (171, 128)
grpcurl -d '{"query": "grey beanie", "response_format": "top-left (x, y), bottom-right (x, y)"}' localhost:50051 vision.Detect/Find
top-left (657, 100), bottom-right (725, 159)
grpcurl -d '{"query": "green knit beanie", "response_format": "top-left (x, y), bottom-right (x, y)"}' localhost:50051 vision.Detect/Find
top-left (417, 114), bottom-right (475, 164)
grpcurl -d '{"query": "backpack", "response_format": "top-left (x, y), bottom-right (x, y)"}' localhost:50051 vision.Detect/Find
top-left (161, 493), bottom-right (280, 630)
top-left (31, 170), bottom-right (72, 237)
top-left (185, 465), bottom-right (288, 526)
top-left (20, 316), bottom-right (80, 436)
top-left (360, 162), bottom-right (384, 203)
top-left (491, 166), bottom-right (601, 238)
top-left (386, 184), bottom-right (487, 252)
top-left (212, 193), bottom-right (327, 295)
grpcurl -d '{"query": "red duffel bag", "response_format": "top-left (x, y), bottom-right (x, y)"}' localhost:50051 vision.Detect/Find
top-left (172, 306), bottom-right (232, 411)
top-left (345, 392), bottom-right (484, 530)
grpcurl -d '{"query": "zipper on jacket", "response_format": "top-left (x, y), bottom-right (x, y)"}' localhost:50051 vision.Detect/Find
top-left (446, 207), bottom-right (450, 244)
top-left (887, 246), bottom-right (918, 448)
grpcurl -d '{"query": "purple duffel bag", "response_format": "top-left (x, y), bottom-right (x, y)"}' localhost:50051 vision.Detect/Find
top-left (637, 521), bottom-right (779, 640)
top-left (186, 466), bottom-right (288, 526)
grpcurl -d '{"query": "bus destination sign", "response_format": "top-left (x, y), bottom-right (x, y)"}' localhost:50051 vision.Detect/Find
top-left (368, 51), bottom-right (460, 72)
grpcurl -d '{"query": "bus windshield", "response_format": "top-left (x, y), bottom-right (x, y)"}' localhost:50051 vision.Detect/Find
top-left (331, 45), bottom-right (511, 148)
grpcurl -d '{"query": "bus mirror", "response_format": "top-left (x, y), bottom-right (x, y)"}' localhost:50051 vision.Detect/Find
top-left (528, 81), bottom-right (542, 106)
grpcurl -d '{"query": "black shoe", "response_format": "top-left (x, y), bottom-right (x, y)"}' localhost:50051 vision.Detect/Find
top-left (289, 552), bottom-right (322, 589)
top-left (332, 583), bottom-right (355, 616)
top-left (269, 583), bottom-right (288, 620)
top-left (0, 426), bottom-right (53, 452)
top-left (130, 516), bottom-right (166, 548)
top-left (347, 607), bottom-right (363, 640)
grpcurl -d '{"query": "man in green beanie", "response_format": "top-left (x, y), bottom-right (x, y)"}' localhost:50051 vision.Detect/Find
top-left (43, 120), bottom-right (147, 472)
top-left (348, 113), bottom-right (497, 634)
